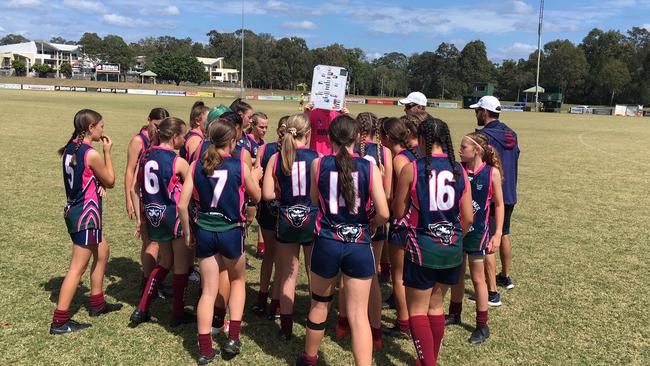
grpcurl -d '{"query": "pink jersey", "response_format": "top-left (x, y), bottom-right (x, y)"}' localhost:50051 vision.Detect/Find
top-left (308, 108), bottom-right (341, 155)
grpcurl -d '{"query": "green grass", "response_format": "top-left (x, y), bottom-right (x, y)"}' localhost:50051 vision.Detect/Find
top-left (0, 90), bottom-right (649, 365)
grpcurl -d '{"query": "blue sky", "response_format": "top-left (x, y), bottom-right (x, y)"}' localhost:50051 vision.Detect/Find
top-left (1, 0), bottom-right (650, 62)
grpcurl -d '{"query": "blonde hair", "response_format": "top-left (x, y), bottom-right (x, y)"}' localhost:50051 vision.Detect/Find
top-left (280, 114), bottom-right (311, 176)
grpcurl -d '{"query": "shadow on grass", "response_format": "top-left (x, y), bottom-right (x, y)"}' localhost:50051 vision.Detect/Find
top-left (40, 276), bottom-right (88, 317)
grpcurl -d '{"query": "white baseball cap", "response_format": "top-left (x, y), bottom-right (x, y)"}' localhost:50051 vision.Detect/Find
top-left (470, 95), bottom-right (501, 113)
top-left (399, 92), bottom-right (427, 107)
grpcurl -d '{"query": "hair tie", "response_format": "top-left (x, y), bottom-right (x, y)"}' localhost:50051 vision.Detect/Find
top-left (288, 127), bottom-right (297, 137)
top-left (280, 123), bottom-right (287, 129)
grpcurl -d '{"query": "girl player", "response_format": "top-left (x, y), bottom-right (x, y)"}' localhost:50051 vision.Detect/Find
top-left (380, 116), bottom-right (422, 338)
top-left (179, 101), bottom-right (210, 162)
top-left (251, 117), bottom-right (288, 318)
top-left (336, 112), bottom-right (393, 351)
top-left (51, 109), bottom-right (122, 334)
top-left (178, 120), bottom-right (263, 364)
top-left (445, 132), bottom-right (504, 344)
top-left (297, 115), bottom-right (388, 366)
top-left (262, 114), bottom-right (318, 340)
top-left (124, 107), bottom-right (171, 295)
top-left (130, 117), bottom-right (195, 327)
top-left (392, 116), bottom-right (473, 366)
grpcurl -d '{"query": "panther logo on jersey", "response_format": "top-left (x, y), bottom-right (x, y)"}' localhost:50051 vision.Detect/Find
top-left (472, 200), bottom-right (481, 214)
top-left (286, 205), bottom-right (310, 227)
top-left (336, 224), bottom-right (362, 243)
top-left (144, 203), bottom-right (166, 227)
top-left (428, 221), bottom-right (454, 245)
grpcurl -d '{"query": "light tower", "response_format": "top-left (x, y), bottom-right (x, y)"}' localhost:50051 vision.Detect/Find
top-left (535, 0), bottom-right (545, 111)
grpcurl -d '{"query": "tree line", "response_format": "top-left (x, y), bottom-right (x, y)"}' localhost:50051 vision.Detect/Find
top-left (1, 26), bottom-right (649, 105)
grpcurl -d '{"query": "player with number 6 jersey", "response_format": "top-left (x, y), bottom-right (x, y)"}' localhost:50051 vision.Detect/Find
top-left (392, 116), bottom-right (473, 366)
top-left (130, 117), bottom-right (194, 328)
top-left (51, 109), bottom-right (122, 335)
top-left (178, 119), bottom-right (263, 365)
top-left (262, 113), bottom-right (318, 340)
top-left (297, 115), bottom-right (388, 366)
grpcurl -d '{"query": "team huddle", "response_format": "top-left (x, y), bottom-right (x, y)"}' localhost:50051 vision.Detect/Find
top-left (51, 94), bottom-right (520, 366)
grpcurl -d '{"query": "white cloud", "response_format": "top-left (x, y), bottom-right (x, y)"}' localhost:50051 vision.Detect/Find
top-left (495, 42), bottom-right (537, 60)
top-left (62, 0), bottom-right (108, 13)
top-left (281, 20), bottom-right (317, 30)
top-left (509, 0), bottom-right (534, 14)
top-left (4, 0), bottom-right (41, 8)
top-left (102, 13), bottom-right (150, 28)
top-left (643, 23), bottom-right (650, 31)
top-left (141, 5), bottom-right (179, 16)
top-left (265, 0), bottom-right (290, 11)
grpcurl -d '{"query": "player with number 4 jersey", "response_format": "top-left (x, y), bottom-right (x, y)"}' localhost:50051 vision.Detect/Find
top-left (392, 116), bottom-right (473, 366)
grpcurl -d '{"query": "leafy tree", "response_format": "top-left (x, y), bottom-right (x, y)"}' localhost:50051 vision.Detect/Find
top-left (153, 52), bottom-right (208, 85)
top-left (78, 32), bottom-right (103, 58)
top-left (11, 59), bottom-right (27, 76)
top-left (595, 59), bottom-right (631, 105)
top-left (496, 59), bottom-right (534, 102)
top-left (60, 62), bottom-right (73, 78)
top-left (540, 40), bottom-right (588, 101)
top-left (435, 42), bottom-right (465, 98)
top-left (102, 35), bottom-right (134, 76)
top-left (0, 34), bottom-right (29, 45)
top-left (459, 40), bottom-right (495, 88)
top-left (32, 63), bottom-right (53, 77)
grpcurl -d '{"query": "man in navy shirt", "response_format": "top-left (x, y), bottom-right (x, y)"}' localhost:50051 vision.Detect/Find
top-left (471, 96), bottom-right (520, 305)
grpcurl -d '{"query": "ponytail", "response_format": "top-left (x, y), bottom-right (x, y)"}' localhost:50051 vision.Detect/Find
top-left (280, 130), bottom-right (297, 176)
top-left (335, 146), bottom-right (356, 210)
top-left (466, 132), bottom-right (503, 179)
top-left (202, 145), bottom-right (223, 176)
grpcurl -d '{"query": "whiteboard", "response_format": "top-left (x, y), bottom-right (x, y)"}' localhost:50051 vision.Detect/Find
top-left (310, 65), bottom-right (348, 111)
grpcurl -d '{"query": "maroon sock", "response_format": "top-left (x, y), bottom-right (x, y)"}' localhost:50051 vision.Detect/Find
top-left (257, 291), bottom-right (269, 306)
top-left (476, 310), bottom-right (488, 327)
top-left (269, 298), bottom-right (280, 314)
top-left (448, 300), bottom-right (462, 316)
top-left (198, 333), bottom-right (213, 357)
top-left (371, 326), bottom-right (382, 341)
top-left (213, 306), bottom-right (226, 328)
top-left (301, 352), bottom-right (318, 365)
top-left (172, 273), bottom-right (189, 318)
top-left (337, 315), bottom-right (349, 329)
top-left (280, 313), bottom-right (293, 334)
top-left (228, 320), bottom-right (242, 341)
top-left (89, 292), bottom-right (105, 311)
top-left (428, 314), bottom-right (445, 362)
top-left (397, 318), bottom-right (410, 332)
top-left (140, 272), bottom-right (147, 292)
top-left (52, 308), bottom-right (70, 327)
top-left (138, 265), bottom-right (169, 311)
top-left (380, 262), bottom-right (391, 277)
top-left (410, 315), bottom-right (435, 365)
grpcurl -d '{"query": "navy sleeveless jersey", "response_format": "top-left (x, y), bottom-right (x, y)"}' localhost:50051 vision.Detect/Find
top-left (462, 162), bottom-right (494, 251)
top-left (234, 135), bottom-right (253, 159)
top-left (406, 154), bottom-right (468, 269)
top-left (274, 147), bottom-right (319, 206)
top-left (140, 147), bottom-right (182, 225)
top-left (193, 155), bottom-right (246, 232)
top-left (315, 155), bottom-right (373, 244)
top-left (136, 128), bottom-right (150, 156)
top-left (257, 142), bottom-right (281, 225)
top-left (62, 142), bottom-right (102, 233)
top-left (260, 142), bottom-right (278, 171)
top-left (391, 146), bottom-right (418, 227)
top-left (179, 129), bottom-right (203, 161)
top-left (245, 133), bottom-right (263, 162)
top-left (355, 142), bottom-right (386, 169)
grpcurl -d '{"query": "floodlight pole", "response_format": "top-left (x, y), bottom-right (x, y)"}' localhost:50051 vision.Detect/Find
top-left (535, 0), bottom-right (544, 112)
top-left (240, 0), bottom-right (245, 98)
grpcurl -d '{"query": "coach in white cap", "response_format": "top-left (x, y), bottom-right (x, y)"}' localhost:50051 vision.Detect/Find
top-left (399, 91), bottom-right (427, 113)
top-left (469, 95), bottom-right (502, 114)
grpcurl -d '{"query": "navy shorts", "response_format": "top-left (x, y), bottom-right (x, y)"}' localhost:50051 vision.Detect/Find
top-left (490, 204), bottom-right (515, 236)
top-left (195, 227), bottom-right (245, 260)
top-left (403, 259), bottom-right (462, 290)
top-left (257, 200), bottom-right (278, 231)
top-left (310, 237), bottom-right (376, 279)
top-left (70, 229), bottom-right (102, 246)
top-left (388, 225), bottom-right (408, 248)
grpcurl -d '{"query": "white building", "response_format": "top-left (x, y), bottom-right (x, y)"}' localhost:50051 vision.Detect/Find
top-left (0, 41), bottom-right (81, 77)
top-left (196, 57), bottom-right (239, 83)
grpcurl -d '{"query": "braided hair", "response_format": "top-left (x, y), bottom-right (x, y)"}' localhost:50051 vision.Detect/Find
top-left (57, 109), bottom-right (103, 166)
top-left (464, 132), bottom-right (504, 178)
top-left (276, 115), bottom-right (289, 150)
top-left (329, 115), bottom-right (359, 210)
top-left (417, 116), bottom-right (459, 179)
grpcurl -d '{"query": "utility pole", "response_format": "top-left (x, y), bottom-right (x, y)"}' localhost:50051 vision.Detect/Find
top-left (535, 0), bottom-right (544, 112)
top-left (240, 0), bottom-right (245, 98)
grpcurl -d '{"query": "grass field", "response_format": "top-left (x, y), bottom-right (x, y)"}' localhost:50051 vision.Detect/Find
top-left (0, 89), bottom-right (649, 365)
